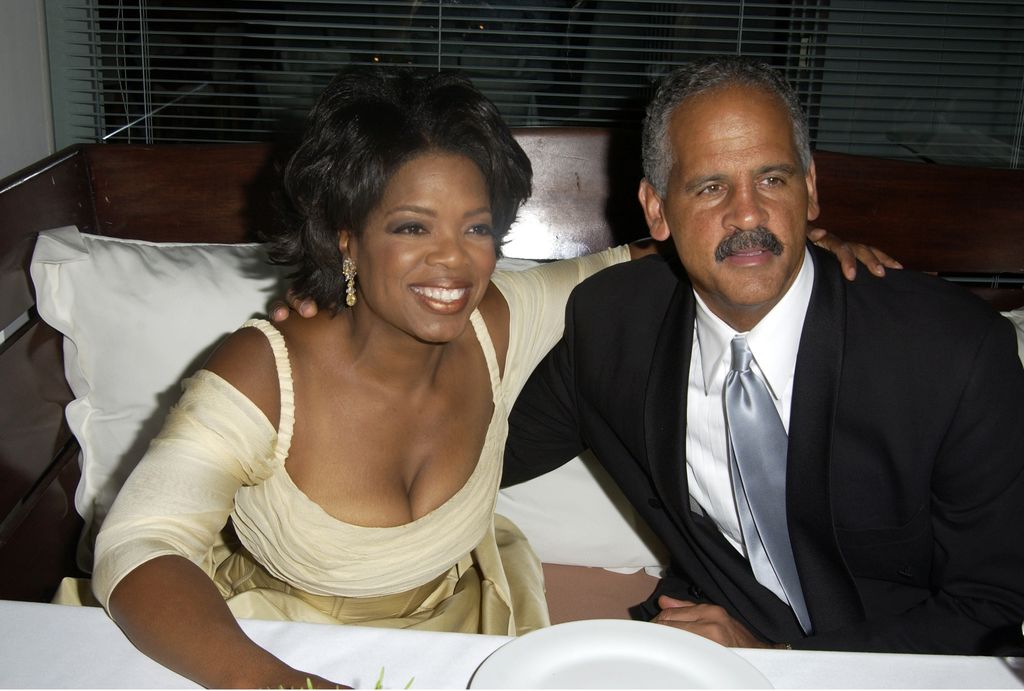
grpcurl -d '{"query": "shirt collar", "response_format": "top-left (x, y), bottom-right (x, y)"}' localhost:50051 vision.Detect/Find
top-left (694, 247), bottom-right (815, 398)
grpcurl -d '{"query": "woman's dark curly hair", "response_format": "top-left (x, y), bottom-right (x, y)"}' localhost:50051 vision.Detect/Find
top-left (267, 66), bottom-right (533, 312)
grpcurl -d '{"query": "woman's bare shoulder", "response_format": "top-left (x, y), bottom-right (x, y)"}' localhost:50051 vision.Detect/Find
top-left (203, 325), bottom-right (281, 429)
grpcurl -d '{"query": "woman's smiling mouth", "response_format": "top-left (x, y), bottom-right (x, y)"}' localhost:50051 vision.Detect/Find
top-left (410, 284), bottom-right (472, 311)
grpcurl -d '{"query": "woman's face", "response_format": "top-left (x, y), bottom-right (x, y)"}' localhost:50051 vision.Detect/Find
top-left (341, 151), bottom-right (497, 345)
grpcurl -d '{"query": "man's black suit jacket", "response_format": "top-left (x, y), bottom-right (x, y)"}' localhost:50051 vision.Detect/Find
top-left (503, 245), bottom-right (1024, 655)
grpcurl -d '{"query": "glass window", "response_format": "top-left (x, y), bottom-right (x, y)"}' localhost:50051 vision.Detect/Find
top-left (46, 1), bottom-right (1024, 167)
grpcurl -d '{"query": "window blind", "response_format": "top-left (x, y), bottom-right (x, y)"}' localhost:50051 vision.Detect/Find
top-left (46, 0), bottom-right (1024, 168)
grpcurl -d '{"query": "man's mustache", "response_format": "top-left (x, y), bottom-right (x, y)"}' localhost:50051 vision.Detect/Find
top-left (714, 228), bottom-right (783, 263)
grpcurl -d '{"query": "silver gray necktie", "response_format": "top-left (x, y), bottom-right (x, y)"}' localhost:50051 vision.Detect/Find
top-left (724, 335), bottom-right (812, 634)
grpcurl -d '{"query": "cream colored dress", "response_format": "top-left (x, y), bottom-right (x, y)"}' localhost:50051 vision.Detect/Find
top-left (84, 246), bottom-right (629, 635)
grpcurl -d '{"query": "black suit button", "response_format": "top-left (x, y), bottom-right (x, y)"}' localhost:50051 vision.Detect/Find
top-left (648, 497), bottom-right (663, 509)
top-left (689, 584), bottom-right (704, 599)
top-left (897, 565), bottom-right (914, 579)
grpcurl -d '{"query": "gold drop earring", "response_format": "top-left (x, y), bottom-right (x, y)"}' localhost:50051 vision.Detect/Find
top-left (342, 256), bottom-right (357, 307)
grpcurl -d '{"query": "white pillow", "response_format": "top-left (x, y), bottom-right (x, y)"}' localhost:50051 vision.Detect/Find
top-left (1001, 308), bottom-right (1024, 367)
top-left (497, 451), bottom-right (668, 572)
top-left (30, 226), bottom-right (289, 565)
top-left (30, 227), bottom-right (666, 574)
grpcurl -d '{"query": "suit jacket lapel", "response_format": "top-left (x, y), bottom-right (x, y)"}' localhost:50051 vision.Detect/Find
top-left (643, 278), bottom-right (695, 521)
top-left (788, 246), bottom-right (865, 631)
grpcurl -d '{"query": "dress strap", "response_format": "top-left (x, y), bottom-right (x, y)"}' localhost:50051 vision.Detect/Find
top-left (469, 310), bottom-right (501, 400)
top-left (241, 318), bottom-right (296, 464)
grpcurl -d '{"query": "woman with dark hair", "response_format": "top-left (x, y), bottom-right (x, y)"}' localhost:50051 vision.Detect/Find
top-left (271, 69), bottom-right (534, 308)
top-left (88, 66), bottom-right (894, 688)
top-left (88, 66), bottom-right (642, 689)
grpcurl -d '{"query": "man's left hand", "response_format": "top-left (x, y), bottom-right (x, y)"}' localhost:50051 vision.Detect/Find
top-left (652, 595), bottom-right (782, 649)
top-left (269, 289), bottom-right (319, 323)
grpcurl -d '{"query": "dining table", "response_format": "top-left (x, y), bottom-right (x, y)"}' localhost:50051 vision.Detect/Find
top-left (2, 599), bottom-right (1022, 689)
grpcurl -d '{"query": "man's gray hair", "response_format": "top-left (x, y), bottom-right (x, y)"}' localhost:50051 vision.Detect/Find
top-left (641, 55), bottom-right (812, 196)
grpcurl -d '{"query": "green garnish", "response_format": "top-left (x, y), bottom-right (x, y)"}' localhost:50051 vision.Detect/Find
top-left (374, 667), bottom-right (414, 689)
top-left (292, 667), bottom-right (413, 689)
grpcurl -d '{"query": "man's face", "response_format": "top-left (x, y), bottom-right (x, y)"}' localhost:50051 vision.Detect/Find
top-left (639, 84), bottom-right (820, 332)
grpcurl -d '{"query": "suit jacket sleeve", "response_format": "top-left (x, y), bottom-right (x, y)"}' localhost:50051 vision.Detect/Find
top-left (502, 293), bottom-right (589, 487)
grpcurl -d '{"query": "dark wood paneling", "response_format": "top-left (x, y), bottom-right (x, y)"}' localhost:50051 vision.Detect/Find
top-left (0, 315), bottom-right (81, 601)
top-left (506, 128), bottom-right (647, 259)
top-left (813, 150), bottom-right (1024, 276)
top-left (85, 143), bottom-right (279, 243)
top-left (0, 319), bottom-right (74, 524)
top-left (0, 148), bottom-right (93, 328)
top-left (967, 287), bottom-right (1024, 312)
top-left (0, 445), bottom-right (85, 602)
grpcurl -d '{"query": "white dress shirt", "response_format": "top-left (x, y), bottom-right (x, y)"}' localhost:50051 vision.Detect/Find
top-left (685, 248), bottom-right (814, 601)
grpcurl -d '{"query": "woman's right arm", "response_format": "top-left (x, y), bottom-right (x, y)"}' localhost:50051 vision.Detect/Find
top-left (95, 328), bottom-right (343, 688)
top-left (108, 555), bottom-right (329, 688)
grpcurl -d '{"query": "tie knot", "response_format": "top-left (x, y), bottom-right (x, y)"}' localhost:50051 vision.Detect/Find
top-left (730, 336), bottom-right (753, 373)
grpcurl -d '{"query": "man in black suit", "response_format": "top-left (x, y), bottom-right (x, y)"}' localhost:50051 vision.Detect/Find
top-left (503, 56), bottom-right (1024, 654)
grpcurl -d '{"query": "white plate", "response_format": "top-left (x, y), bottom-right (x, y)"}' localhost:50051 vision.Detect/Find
top-left (469, 619), bottom-right (772, 689)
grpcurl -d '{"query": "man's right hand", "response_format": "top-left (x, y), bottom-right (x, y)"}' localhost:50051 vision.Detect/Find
top-left (652, 595), bottom-right (776, 649)
top-left (269, 290), bottom-right (319, 322)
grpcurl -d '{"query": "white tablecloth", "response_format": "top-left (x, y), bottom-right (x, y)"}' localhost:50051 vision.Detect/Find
top-left (1, 600), bottom-right (1022, 689)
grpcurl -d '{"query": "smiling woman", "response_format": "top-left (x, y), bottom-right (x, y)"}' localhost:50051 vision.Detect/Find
top-left (76, 67), bottom-right (632, 689)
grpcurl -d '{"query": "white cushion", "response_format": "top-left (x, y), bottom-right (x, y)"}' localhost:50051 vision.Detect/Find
top-left (30, 226), bottom-right (289, 562)
top-left (30, 226), bottom-right (666, 572)
top-left (1001, 307), bottom-right (1024, 367)
top-left (497, 450), bottom-right (668, 571)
